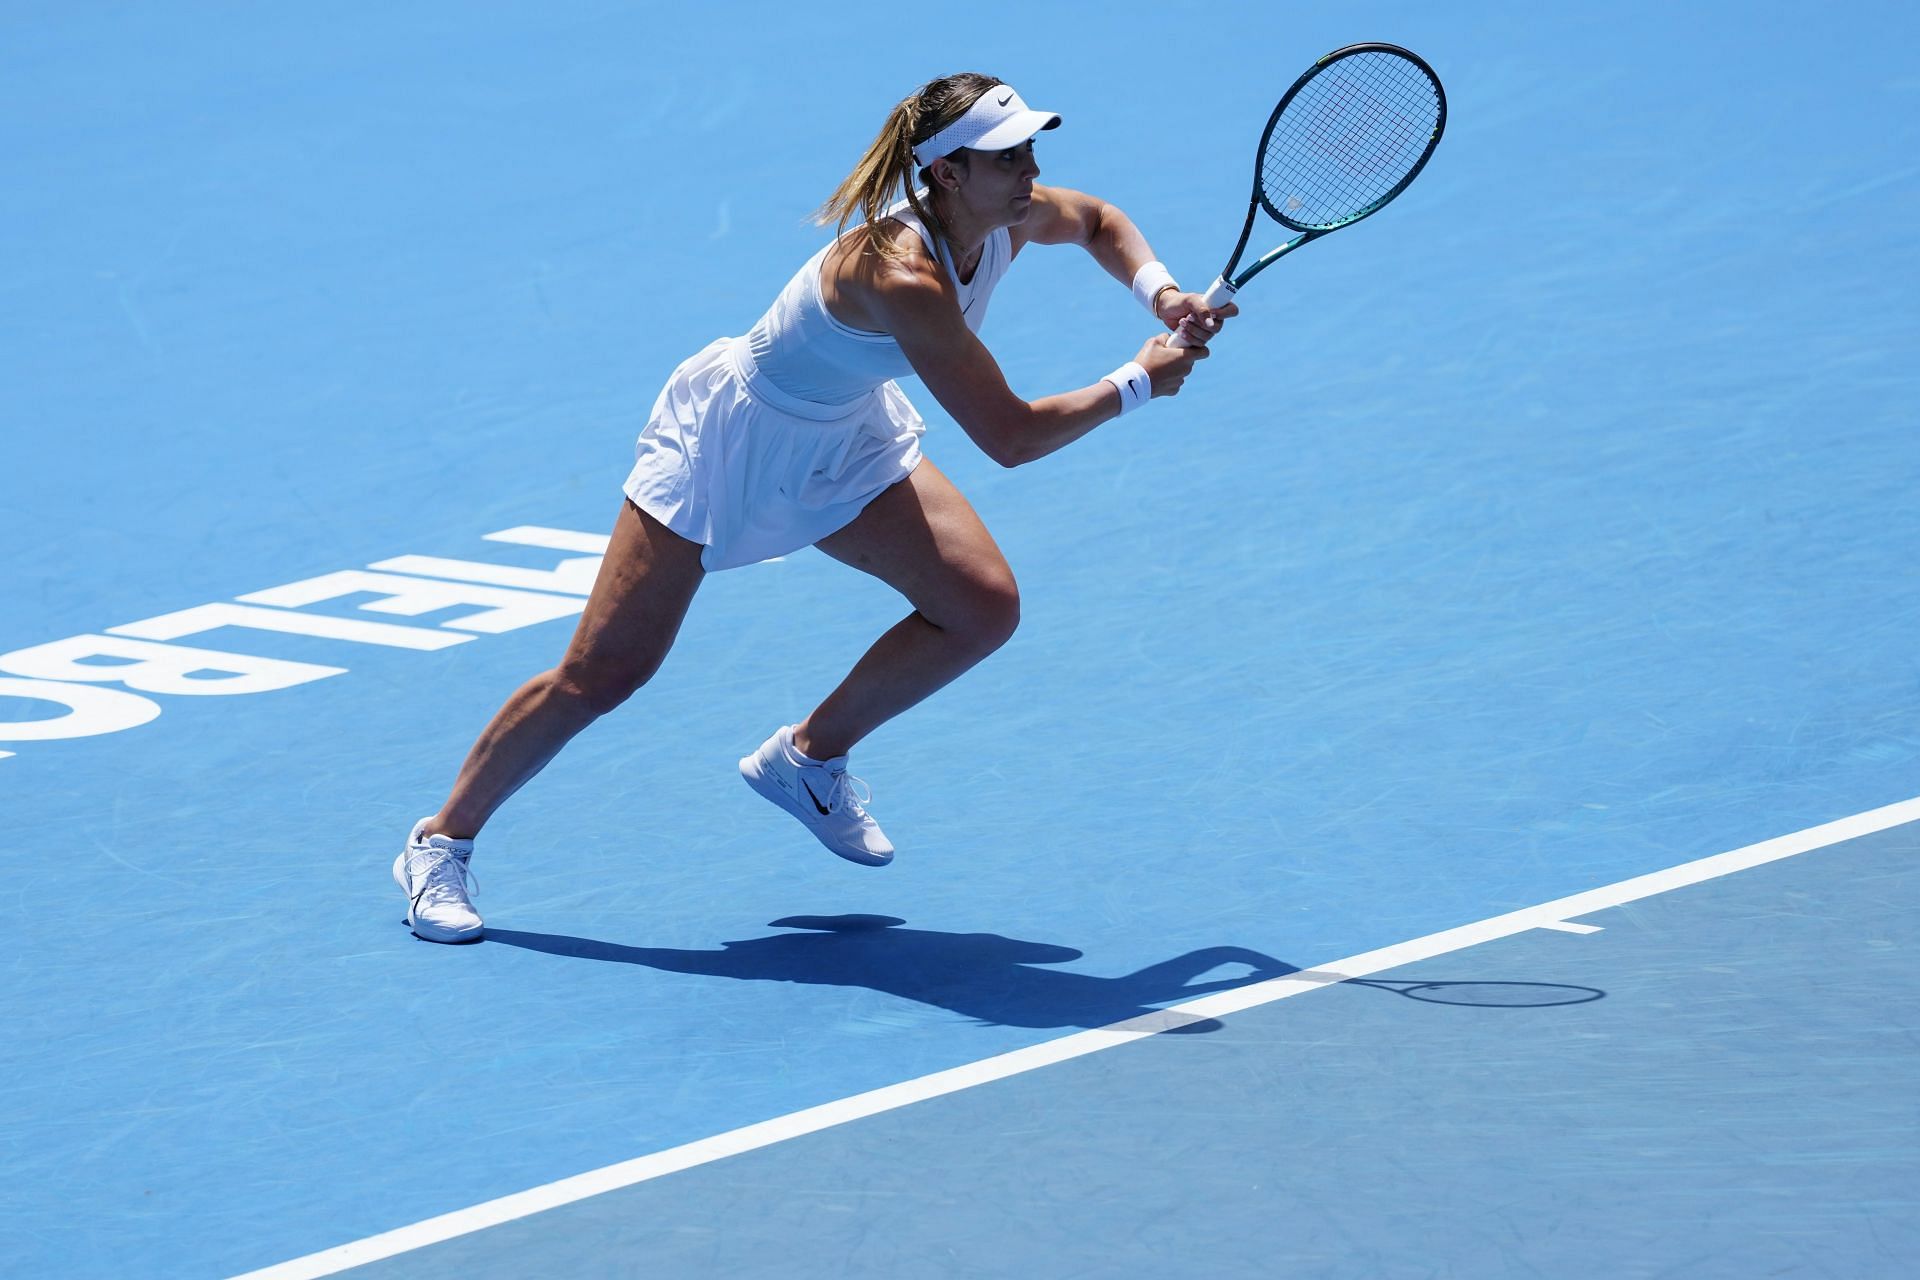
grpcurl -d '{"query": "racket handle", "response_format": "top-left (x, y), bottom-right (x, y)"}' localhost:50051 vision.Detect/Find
top-left (1163, 275), bottom-right (1238, 349)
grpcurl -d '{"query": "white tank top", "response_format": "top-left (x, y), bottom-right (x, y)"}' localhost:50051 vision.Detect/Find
top-left (743, 200), bottom-right (1012, 407)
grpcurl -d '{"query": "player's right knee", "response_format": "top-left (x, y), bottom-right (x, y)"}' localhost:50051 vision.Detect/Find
top-left (554, 655), bottom-right (658, 717)
top-left (952, 569), bottom-right (1021, 653)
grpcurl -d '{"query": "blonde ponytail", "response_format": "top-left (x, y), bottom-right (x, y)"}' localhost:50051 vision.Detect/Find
top-left (815, 73), bottom-right (1000, 262)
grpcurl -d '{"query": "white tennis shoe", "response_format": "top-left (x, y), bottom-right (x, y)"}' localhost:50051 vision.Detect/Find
top-left (739, 726), bottom-right (894, 866)
top-left (393, 819), bottom-right (483, 943)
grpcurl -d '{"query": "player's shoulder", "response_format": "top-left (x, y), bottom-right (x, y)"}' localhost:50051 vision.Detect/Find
top-left (1012, 183), bottom-right (1097, 251)
top-left (1026, 181), bottom-right (1077, 210)
top-left (858, 244), bottom-right (969, 341)
top-left (859, 222), bottom-right (954, 299)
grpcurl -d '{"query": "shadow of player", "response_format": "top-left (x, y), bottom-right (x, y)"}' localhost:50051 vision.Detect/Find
top-left (485, 914), bottom-right (1301, 1033)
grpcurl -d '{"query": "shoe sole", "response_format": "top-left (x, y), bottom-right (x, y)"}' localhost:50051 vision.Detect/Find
top-left (392, 851), bottom-right (485, 943)
top-left (739, 752), bottom-right (893, 867)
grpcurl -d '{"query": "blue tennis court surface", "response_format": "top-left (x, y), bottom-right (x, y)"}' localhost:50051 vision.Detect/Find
top-left (337, 821), bottom-right (1920, 1280)
top-left (3, 2), bottom-right (1916, 1277)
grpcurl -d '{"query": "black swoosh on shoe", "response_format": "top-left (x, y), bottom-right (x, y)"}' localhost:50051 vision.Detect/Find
top-left (802, 778), bottom-right (833, 815)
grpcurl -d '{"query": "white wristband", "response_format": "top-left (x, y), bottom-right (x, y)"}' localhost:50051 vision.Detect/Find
top-left (1130, 260), bottom-right (1178, 315)
top-left (1101, 361), bottom-right (1152, 416)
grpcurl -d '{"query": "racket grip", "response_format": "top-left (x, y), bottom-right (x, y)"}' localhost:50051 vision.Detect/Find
top-left (1163, 275), bottom-right (1238, 349)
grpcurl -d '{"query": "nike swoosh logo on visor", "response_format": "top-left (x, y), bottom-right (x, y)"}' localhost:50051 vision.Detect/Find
top-left (997, 91), bottom-right (1013, 106)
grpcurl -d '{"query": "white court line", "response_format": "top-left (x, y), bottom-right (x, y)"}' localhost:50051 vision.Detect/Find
top-left (230, 795), bottom-right (1920, 1280)
top-left (1538, 920), bottom-right (1604, 934)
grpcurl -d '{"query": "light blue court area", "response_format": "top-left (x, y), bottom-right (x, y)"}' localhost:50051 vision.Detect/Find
top-left (2, 2), bottom-right (1918, 1278)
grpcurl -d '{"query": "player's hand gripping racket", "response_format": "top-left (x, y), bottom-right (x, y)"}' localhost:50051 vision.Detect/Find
top-left (1168, 43), bottom-right (1447, 348)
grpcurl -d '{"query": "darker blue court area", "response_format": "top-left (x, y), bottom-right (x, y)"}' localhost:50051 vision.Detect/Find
top-left (2, 2), bottom-right (1917, 1277)
top-left (338, 824), bottom-right (1920, 1280)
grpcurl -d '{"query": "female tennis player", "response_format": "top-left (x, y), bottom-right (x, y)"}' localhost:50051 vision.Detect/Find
top-left (395, 73), bottom-right (1233, 942)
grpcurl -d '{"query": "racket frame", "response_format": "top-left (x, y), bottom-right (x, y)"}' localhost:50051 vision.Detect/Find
top-left (1208, 41), bottom-right (1447, 304)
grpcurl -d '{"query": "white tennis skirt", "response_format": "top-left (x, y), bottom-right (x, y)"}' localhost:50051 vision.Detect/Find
top-left (623, 337), bottom-right (926, 571)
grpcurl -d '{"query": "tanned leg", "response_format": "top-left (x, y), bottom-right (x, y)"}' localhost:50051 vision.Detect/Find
top-left (798, 458), bottom-right (1020, 760)
top-left (426, 500), bottom-right (705, 839)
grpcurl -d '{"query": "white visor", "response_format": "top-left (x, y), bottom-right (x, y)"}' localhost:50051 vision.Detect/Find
top-left (911, 85), bottom-right (1061, 169)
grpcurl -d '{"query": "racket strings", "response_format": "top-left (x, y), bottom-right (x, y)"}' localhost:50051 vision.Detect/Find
top-left (1262, 51), bottom-right (1440, 229)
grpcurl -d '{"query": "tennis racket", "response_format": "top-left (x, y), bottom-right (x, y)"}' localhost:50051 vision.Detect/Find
top-left (1168, 42), bottom-right (1446, 348)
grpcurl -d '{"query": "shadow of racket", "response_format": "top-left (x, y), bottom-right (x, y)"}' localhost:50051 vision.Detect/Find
top-left (1347, 977), bottom-right (1604, 1008)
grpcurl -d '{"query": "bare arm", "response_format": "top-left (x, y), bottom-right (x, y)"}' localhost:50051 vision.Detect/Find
top-left (1011, 183), bottom-right (1153, 286)
top-left (1013, 185), bottom-right (1237, 339)
top-left (864, 247), bottom-right (1202, 469)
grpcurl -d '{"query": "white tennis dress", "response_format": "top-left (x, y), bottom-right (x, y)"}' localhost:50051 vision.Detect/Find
top-left (624, 204), bottom-right (1012, 571)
